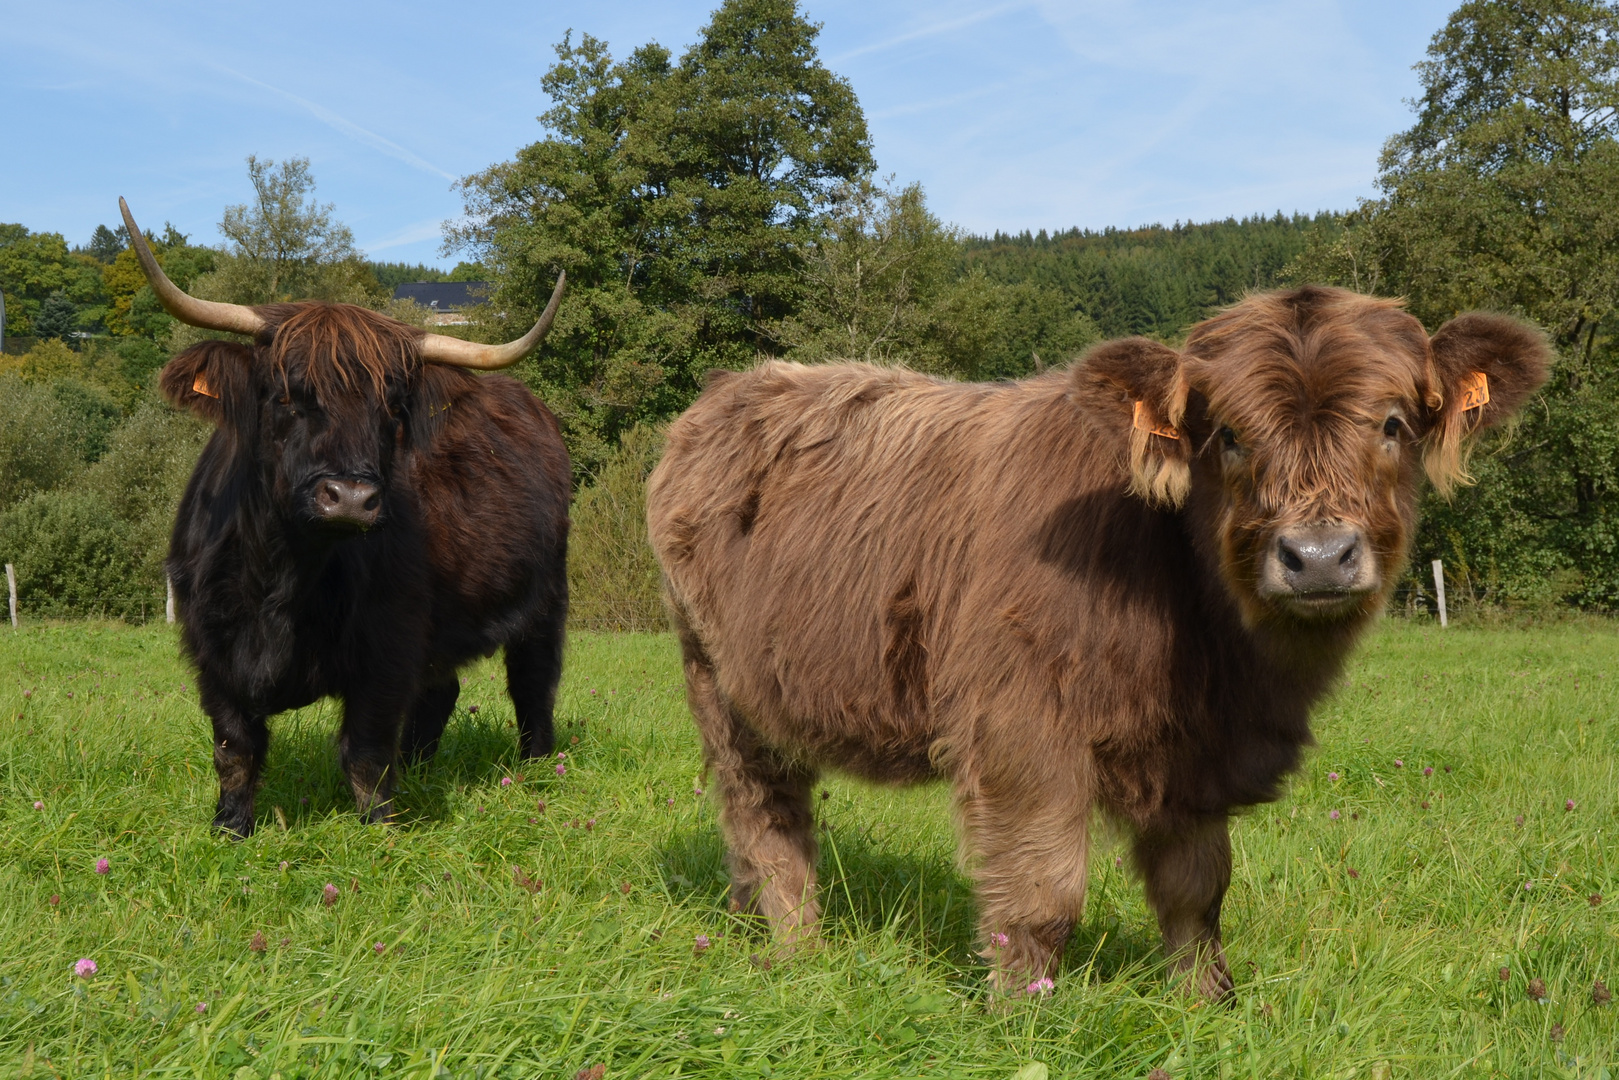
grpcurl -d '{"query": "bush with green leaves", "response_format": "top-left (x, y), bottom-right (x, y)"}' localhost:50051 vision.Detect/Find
top-left (0, 489), bottom-right (137, 612)
top-left (0, 401), bottom-right (207, 614)
top-left (566, 424), bottom-right (667, 631)
top-left (0, 374), bottom-right (85, 510)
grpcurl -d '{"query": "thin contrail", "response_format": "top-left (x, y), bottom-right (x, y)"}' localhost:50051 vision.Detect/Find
top-left (212, 63), bottom-right (458, 182)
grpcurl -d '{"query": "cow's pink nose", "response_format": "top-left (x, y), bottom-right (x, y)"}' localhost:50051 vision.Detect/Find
top-left (315, 479), bottom-right (381, 526)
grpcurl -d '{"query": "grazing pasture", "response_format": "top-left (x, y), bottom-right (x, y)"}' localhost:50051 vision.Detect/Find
top-left (0, 621), bottom-right (1615, 1078)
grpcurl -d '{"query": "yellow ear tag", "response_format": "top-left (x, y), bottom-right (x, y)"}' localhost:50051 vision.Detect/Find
top-left (192, 373), bottom-right (220, 399)
top-left (1457, 370), bottom-right (1490, 412)
top-left (1132, 399), bottom-right (1182, 440)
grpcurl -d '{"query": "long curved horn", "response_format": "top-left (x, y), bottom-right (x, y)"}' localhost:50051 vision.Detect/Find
top-left (118, 197), bottom-right (265, 337)
top-left (417, 271), bottom-right (566, 370)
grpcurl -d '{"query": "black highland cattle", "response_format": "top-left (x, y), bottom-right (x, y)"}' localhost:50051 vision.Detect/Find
top-left (119, 199), bottom-right (571, 836)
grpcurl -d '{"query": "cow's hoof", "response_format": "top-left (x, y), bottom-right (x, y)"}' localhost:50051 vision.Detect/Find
top-left (212, 808), bottom-right (255, 839)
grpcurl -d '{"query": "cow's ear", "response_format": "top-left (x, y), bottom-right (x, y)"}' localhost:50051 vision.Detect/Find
top-left (1073, 337), bottom-right (1191, 508)
top-left (1422, 312), bottom-right (1552, 494)
top-left (159, 340), bottom-right (255, 425)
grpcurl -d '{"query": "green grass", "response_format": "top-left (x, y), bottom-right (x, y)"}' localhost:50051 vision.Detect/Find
top-left (1, 620), bottom-right (1616, 1079)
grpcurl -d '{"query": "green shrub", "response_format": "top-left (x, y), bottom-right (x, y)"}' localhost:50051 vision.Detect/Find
top-left (0, 374), bottom-right (83, 509)
top-left (47, 378), bottom-right (123, 462)
top-left (0, 401), bottom-right (207, 616)
top-left (0, 489), bottom-right (138, 612)
top-left (79, 403), bottom-right (210, 594)
top-left (566, 424), bottom-right (667, 631)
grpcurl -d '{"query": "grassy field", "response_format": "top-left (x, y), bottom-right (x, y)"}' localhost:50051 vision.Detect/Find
top-left (0, 620), bottom-right (1615, 1079)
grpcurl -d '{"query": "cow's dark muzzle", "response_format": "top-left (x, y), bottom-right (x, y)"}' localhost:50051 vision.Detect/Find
top-left (312, 477), bottom-right (382, 530)
top-left (1258, 523), bottom-right (1378, 616)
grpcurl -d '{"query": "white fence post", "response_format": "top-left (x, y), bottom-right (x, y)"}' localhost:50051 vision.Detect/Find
top-left (165, 575), bottom-right (175, 625)
top-left (5, 563), bottom-right (15, 629)
top-left (1431, 559), bottom-right (1448, 628)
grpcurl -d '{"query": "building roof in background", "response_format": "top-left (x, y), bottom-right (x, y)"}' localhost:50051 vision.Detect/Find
top-left (391, 281), bottom-right (490, 310)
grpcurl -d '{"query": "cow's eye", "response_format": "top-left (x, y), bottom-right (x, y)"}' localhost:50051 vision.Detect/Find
top-left (1383, 416), bottom-right (1403, 439)
top-left (1219, 426), bottom-right (1239, 450)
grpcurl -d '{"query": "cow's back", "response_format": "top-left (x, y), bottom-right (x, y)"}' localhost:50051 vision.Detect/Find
top-left (649, 360), bottom-right (1184, 781)
top-left (410, 367), bottom-right (571, 653)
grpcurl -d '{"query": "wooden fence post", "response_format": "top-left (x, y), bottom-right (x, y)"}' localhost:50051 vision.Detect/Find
top-left (1431, 559), bottom-right (1448, 628)
top-left (165, 575), bottom-right (175, 625)
top-left (5, 563), bottom-right (15, 629)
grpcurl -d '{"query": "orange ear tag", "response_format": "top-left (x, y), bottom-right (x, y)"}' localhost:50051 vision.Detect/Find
top-left (1132, 399), bottom-right (1182, 440)
top-left (192, 373), bottom-right (220, 399)
top-left (1457, 370), bottom-right (1490, 412)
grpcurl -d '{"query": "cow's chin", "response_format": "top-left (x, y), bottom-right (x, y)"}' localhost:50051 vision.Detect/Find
top-left (1265, 589), bottom-right (1377, 623)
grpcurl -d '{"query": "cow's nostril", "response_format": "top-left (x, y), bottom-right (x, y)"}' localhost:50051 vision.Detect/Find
top-left (1339, 542), bottom-right (1357, 566)
top-left (1279, 543), bottom-right (1304, 573)
top-left (363, 492), bottom-right (380, 511)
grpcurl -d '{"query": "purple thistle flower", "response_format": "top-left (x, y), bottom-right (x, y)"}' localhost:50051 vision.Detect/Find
top-left (322, 882), bottom-right (339, 907)
top-left (585, 818), bottom-right (595, 830)
top-left (467, 705), bottom-right (479, 714)
top-left (1423, 766), bottom-right (1433, 776)
top-left (73, 958), bottom-right (97, 978)
top-left (1566, 799), bottom-right (1576, 811)
top-left (990, 932), bottom-right (1009, 948)
top-left (1524, 881), bottom-right (1534, 891)
top-left (500, 776), bottom-right (513, 788)
top-left (694, 934), bottom-right (711, 954)
top-left (33, 801), bottom-right (42, 810)
top-left (195, 1001), bottom-right (207, 1013)
top-left (95, 858), bottom-right (109, 875)
top-left (667, 797), bottom-right (675, 807)
top-left (1026, 977), bottom-right (1054, 996)
top-left (1393, 759), bottom-right (1403, 768)
top-left (1329, 809), bottom-right (1341, 820)
top-left (557, 751), bottom-right (567, 759)
top-left (535, 800), bottom-right (546, 814)
top-left (1328, 772), bottom-right (1339, 781)
top-left (555, 763), bottom-right (567, 777)
top-left (374, 942), bottom-right (386, 954)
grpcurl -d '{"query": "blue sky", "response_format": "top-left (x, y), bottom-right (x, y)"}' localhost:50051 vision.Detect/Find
top-left (3, 0), bottom-right (1455, 268)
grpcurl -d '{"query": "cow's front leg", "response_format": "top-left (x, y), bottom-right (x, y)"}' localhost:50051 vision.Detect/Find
top-left (959, 753), bottom-right (1092, 995)
top-left (339, 690), bottom-right (411, 824)
top-left (1133, 816), bottom-right (1234, 1001)
top-left (202, 691), bottom-right (269, 838)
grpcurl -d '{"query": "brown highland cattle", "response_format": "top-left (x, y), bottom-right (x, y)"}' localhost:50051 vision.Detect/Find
top-left (646, 286), bottom-right (1549, 998)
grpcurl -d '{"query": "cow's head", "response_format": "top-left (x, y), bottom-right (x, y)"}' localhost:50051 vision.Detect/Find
top-left (1080, 286), bottom-right (1550, 629)
top-left (121, 198), bottom-right (562, 535)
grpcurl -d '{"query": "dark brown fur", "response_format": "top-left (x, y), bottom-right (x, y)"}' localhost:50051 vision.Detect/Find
top-left (646, 287), bottom-right (1548, 997)
top-left (163, 302), bottom-right (571, 836)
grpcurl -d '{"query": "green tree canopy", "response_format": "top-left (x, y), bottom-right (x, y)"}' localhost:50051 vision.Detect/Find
top-left (451, 0), bottom-right (873, 473)
top-left (0, 225), bottom-right (107, 340)
top-left (768, 178), bottom-right (1098, 378)
top-left (191, 156), bottom-right (382, 309)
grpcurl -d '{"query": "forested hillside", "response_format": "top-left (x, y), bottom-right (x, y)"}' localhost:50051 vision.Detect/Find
top-left (962, 213), bottom-right (1335, 340)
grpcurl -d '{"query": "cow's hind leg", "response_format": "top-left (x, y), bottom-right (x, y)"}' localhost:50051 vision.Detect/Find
top-left (205, 694), bottom-right (269, 838)
top-left (506, 607), bottom-right (564, 759)
top-left (401, 675), bottom-right (458, 765)
top-left (1133, 815), bottom-right (1234, 1002)
top-left (678, 622), bottom-right (818, 943)
top-left (959, 751), bottom-right (1092, 994)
